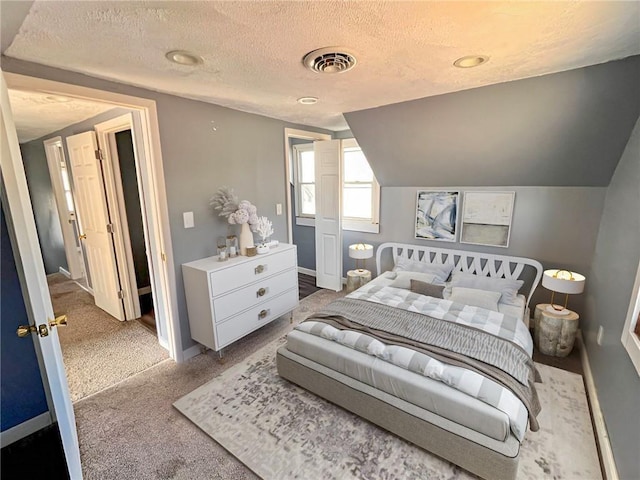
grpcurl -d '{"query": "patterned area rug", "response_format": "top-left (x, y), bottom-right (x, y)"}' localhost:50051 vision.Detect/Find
top-left (174, 339), bottom-right (602, 480)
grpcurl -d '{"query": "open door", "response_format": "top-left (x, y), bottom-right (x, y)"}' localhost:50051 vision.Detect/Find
top-left (1, 72), bottom-right (82, 478)
top-left (314, 139), bottom-right (343, 291)
top-left (66, 131), bottom-right (125, 320)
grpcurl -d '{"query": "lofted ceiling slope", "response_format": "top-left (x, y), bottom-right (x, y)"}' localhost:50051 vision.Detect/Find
top-left (345, 55), bottom-right (640, 187)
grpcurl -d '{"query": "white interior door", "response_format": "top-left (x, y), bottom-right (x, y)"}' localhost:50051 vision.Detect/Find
top-left (66, 131), bottom-right (124, 320)
top-left (43, 137), bottom-right (85, 280)
top-left (314, 139), bottom-right (343, 291)
top-left (1, 72), bottom-right (82, 479)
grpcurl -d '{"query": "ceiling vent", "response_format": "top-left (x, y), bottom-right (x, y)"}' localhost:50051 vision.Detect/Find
top-left (303, 47), bottom-right (357, 74)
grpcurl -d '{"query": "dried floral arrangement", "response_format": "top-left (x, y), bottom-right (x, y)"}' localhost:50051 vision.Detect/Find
top-left (210, 186), bottom-right (258, 227)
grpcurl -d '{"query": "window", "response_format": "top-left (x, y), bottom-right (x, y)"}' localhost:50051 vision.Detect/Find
top-left (293, 139), bottom-right (380, 233)
top-left (293, 144), bottom-right (315, 217)
top-left (621, 260), bottom-right (640, 375)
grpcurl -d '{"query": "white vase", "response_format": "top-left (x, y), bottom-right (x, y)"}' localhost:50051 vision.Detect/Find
top-left (239, 223), bottom-right (253, 256)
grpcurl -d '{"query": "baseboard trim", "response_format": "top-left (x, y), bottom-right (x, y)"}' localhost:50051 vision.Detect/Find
top-left (0, 412), bottom-right (51, 448)
top-left (578, 332), bottom-right (619, 480)
top-left (297, 267), bottom-right (316, 277)
top-left (182, 344), bottom-right (202, 362)
top-left (58, 267), bottom-right (71, 278)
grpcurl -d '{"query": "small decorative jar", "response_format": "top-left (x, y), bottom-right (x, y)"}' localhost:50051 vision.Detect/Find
top-left (256, 243), bottom-right (269, 255)
top-left (217, 237), bottom-right (228, 261)
top-left (226, 235), bottom-right (238, 258)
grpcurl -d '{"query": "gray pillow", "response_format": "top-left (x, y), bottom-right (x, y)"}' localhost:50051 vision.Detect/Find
top-left (389, 271), bottom-right (438, 290)
top-left (393, 257), bottom-right (453, 284)
top-left (444, 272), bottom-right (524, 306)
top-left (449, 287), bottom-right (501, 312)
top-left (410, 279), bottom-right (445, 299)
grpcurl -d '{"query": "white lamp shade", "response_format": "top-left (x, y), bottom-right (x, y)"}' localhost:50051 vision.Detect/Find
top-left (542, 269), bottom-right (586, 294)
top-left (348, 243), bottom-right (373, 260)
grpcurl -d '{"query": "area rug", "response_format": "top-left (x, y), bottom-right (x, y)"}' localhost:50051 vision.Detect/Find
top-left (174, 339), bottom-right (602, 480)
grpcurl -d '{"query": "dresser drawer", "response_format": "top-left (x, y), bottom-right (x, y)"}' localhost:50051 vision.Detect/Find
top-left (215, 288), bottom-right (299, 349)
top-left (209, 248), bottom-right (296, 297)
top-left (212, 268), bottom-right (297, 322)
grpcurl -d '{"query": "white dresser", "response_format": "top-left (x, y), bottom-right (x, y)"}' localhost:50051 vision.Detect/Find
top-left (182, 243), bottom-right (299, 352)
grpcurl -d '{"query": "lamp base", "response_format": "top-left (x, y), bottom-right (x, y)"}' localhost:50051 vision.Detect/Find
top-left (546, 304), bottom-right (571, 316)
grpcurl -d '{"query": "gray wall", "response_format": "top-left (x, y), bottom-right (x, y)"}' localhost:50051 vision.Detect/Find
top-left (19, 107), bottom-right (132, 275)
top-left (342, 186), bottom-right (606, 313)
top-left (583, 117), bottom-right (640, 480)
top-left (19, 141), bottom-right (67, 274)
top-left (3, 57), bottom-right (330, 353)
top-left (345, 55), bottom-right (640, 188)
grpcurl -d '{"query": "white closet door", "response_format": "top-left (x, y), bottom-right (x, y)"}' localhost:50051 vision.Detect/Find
top-left (314, 139), bottom-right (342, 291)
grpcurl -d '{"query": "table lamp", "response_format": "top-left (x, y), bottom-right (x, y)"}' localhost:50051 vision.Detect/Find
top-left (348, 243), bottom-right (373, 273)
top-left (542, 269), bottom-right (586, 315)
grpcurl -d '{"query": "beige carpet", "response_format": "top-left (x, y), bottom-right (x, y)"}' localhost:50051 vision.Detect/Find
top-left (174, 340), bottom-right (601, 480)
top-left (73, 287), bottom-right (343, 480)
top-left (48, 274), bottom-right (169, 402)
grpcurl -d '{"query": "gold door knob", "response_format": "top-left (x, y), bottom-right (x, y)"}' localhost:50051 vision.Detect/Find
top-left (79, 234), bottom-right (87, 240)
top-left (49, 315), bottom-right (67, 328)
top-left (254, 264), bottom-right (265, 274)
top-left (256, 287), bottom-right (266, 298)
top-left (258, 309), bottom-right (268, 320)
top-left (16, 325), bottom-right (36, 337)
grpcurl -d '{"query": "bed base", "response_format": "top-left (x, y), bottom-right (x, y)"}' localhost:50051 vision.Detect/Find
top-left (277, 347), bottom-right (520, 480)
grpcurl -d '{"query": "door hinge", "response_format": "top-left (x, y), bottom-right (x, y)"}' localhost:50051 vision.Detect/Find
top-left (117, 290), bottom-right (125, 300)
top-left (161, 252), bottom-right (167, 262)
top-left (95, 148), bottom-right (104, 161)
top-left (106, 223), bottom-right (114, 234)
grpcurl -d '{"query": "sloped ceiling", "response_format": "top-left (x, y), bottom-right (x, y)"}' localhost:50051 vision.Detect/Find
top-left (346, 55), bottom-right (640, 187)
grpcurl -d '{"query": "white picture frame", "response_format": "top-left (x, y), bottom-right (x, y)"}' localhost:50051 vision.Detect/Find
top-left (415, 190), bottom-right (459, 242)
top-left (460, 191), bottom-right (515, 248)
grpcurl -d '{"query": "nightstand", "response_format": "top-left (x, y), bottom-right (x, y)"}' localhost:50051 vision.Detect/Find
top-left (346, 269), bottom-right (372, 293)
top-left (533, 303), bottom-right (579, 357)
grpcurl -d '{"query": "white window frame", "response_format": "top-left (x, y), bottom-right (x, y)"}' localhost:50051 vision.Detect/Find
top-left (341, 138), bottom-right (380, 234)
top-left (293, 139), bottom-right (380, 234)
top-left (621, 259), bottom-right (640, 376)
top-left (293, 143), bottom-right (315, 222)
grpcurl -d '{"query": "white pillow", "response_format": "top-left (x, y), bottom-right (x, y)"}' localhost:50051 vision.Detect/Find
top-left (393, 257), bottom-right (453, 283)
top-left (389, 271), bottom-right (438, 290)
top-left (444, 272), bottom-right (524, 306)
top-left (449, 287), bottom-right (501, 312)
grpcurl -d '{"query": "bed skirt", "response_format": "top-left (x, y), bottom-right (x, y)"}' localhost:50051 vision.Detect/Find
top-left (276, 346), bottom-right (521, 480)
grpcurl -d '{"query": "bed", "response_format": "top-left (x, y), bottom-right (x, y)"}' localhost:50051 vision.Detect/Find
top-left (276, 242), bottom-right (543, 480)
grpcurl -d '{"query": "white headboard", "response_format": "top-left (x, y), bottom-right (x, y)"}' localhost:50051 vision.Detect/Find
top-left (376, 242), bottom-right (543, 307)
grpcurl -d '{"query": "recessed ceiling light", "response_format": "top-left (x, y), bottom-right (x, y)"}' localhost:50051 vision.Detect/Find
top-left (297, 97), bottom-right (318, 105)
top-left (453, 55), bottom-right (489, 68)
top-left (165, 50), bottom-right (203, 66)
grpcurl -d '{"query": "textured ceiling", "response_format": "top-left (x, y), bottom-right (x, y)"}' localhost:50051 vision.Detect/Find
top-left (8, 89), bottom-right (114, 142)
top-left (4, 1), bottom-right (640, 133)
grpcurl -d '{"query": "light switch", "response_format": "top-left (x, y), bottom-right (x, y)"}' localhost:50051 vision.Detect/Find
top-left (276, 203), bottom-right (282, 215)
top-left (183, 211), bottom-right (194, 228)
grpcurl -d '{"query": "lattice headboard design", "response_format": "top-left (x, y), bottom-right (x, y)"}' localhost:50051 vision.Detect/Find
top-left (376, 242), bottom-right (543, 307)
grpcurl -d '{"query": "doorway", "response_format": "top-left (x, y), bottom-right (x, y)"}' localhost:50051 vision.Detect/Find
top-left (4, 72), bottom-right (182, 363)
top-left (283, 128), bottom-right (331, 275)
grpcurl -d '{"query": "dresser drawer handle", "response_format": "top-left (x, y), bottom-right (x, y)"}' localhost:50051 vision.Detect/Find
top-left (255, 264), bottom-right (266, 274)
top-left (257, 287), bottom-right (267, 298)
top-left (258, 309), bottom-right (269, 320)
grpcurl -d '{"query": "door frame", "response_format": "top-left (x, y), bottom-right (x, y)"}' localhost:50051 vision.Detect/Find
top-left (283, 128), bottom-right (331, 245)
top-left (43, 136), bottom-right (86, 280)
top-left (94, 113), bottom-right (145, 321)
top-left (4, 72), bottom-right (183, 361)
